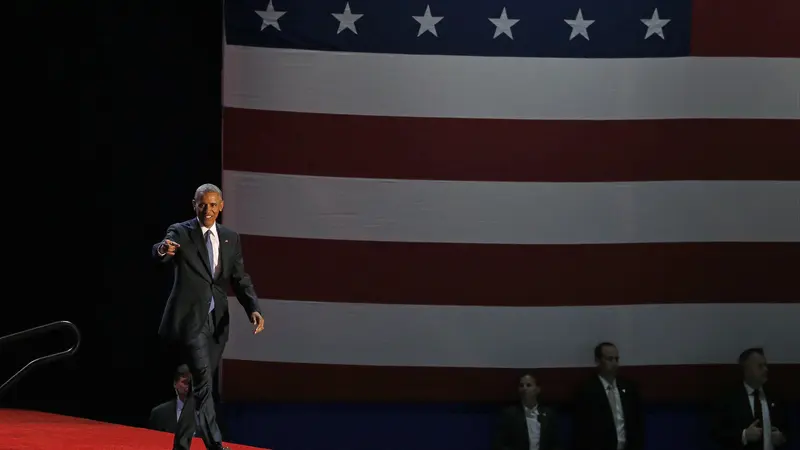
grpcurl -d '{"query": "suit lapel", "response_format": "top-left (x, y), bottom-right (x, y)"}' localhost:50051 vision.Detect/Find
top-left (740, 385), bottom-right (757, 421)
top-left (216, 225), bottom-right (231, 280)
top-left (763, 388), bottom-right (776, 418)
top-left (537, 406), bottom-right (549, 447)
top-left (516, 404), bottom-right (554, 449)
top-left (190, 219), bottom-right (213, 277)
top-left (511, 406), bottom-right (530, 448)
top-left (593, 377), bottom-right (613, 415)
top-left (169, 398), bottom-right (178, 430)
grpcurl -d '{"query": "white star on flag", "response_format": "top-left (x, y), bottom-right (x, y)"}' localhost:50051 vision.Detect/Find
top-left (641, 9), bottom-right (671, 39)
top-left (332, 2), bottom-right (363, 35)
top-left (489, 7), bottom-right (519, 40)
top-left (254, 0), bottom-right (285, 31)
top-left (413, 5), bottom-right (443, 37)
top-left (565, 9), bottom-right (594, 40)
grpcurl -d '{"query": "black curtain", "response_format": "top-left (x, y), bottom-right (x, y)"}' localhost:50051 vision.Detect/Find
top-left (0, 0), bottom-right (223, 427)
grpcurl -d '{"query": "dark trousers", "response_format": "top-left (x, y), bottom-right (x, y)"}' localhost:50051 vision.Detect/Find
top-left (174, 313), bottom-right (225, 450)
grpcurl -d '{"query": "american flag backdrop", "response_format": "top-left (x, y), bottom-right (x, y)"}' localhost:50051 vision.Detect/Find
top-left (219, 0), bottom-right (800, 403)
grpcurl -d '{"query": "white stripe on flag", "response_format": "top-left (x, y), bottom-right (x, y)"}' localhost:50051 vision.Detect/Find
top-left (225, 299), bottom-right (800, 367)
top-left (222, 46), bottom-right (800, 120)
top-left (222, 170), bottom-right (800, 244)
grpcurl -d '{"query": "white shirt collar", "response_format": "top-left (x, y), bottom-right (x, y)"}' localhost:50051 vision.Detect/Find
top-left (599, 375), bottom-right (617, 390)
top-left (198, 218), bottom-right (217, 236)
top-left (744, 382), bottom-right (763, 396)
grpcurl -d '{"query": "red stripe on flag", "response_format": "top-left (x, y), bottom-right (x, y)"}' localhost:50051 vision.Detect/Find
top-left (222, 109), bottom-right (800, 182)
top-left (238, 236), bottom-right (800, 306)
top-left (691, 0), bottom-right (800, 57)
top-left (221, 360), bottom-right (800, 403)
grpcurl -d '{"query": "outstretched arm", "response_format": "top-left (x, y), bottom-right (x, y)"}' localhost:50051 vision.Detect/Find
top-left (153, 224), bottom-right (180, 263)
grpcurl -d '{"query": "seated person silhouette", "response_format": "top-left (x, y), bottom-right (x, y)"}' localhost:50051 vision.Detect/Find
top-left (148, 364), bottom-right (191, 433)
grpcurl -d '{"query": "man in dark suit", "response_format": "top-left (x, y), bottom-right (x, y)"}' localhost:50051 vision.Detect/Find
top-left (153, 183), bottom-right (265, 450)
top-left (712, 348), bottom-right (789, 450)
top-left (493, 372), bottom-right (561, 450)
top-left (148, 364), bottom-right (192, 433)
top-left (573, 342), bottom-right (644, 450)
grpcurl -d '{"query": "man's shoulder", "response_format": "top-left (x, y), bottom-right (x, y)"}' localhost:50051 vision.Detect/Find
top-left (500, 403), bottom-right (521, 415)
top-left (498, 404), bottom-right (557, 423)
top-left (576, 375), bottom-right (602, 394)
top-left (151, 398), bottom-right (175, 413)
top-left (717, 383), bottom-right (746, 400)
top-left (616, 376), bottom-right (640, 391)
top-left (763, 386), bottom-right (786, 406)
top-left (538, 404), bottom-right (557, 418)
top-left (164, 219), bottom-right (199, 237)
top-left (170, 219), bottom-right (196, 230)
top-left (217, 222), bottom-right (240, 238)
top-left (712, 384), bottom-right (747, 411)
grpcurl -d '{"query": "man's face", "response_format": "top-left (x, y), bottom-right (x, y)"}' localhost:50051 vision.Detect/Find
top-left (174, 375), bottom-right (190, 398)
top-left (518, 374), bottom-right (539, 405)
top-left (743, 352), bottom-right (768, 387)
top-left (596, 344), bottom-right (620, 377)
top-left (193, 191), bottom-right (223, 228)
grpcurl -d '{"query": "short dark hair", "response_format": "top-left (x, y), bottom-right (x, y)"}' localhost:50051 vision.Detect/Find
top-left (174, 364), bottom-right (191, 382)
top-left (738, 347), bottom-right (765, 364)
top-left (519, 371), bottom-right (537, 382)
top-left (594, 342), bottom-right (616, 359)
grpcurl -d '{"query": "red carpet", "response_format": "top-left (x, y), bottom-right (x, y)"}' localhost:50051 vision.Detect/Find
top-left (0, 409), bottom-right (270, 450)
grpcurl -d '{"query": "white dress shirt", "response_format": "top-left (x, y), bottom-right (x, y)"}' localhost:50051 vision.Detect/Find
top-left (524, 405), bottom-right (541, 450)
top-left (176, 397), bottom-right (185, 422)
top-left (599, 376), bottom-right (626, 450)
top-left (742, 383), bottom-right (772, 450)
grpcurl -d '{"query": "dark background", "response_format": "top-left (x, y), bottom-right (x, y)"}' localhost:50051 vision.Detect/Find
top-left (2, 2), bottom-right (798, 447)
top-left (0, 0), bottom-right (222, 426)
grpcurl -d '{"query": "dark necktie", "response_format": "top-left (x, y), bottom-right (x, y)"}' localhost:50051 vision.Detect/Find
top-left (205, 230), bottom-right (216, 314)
top-left (753, 389), bottom-right (763, 423)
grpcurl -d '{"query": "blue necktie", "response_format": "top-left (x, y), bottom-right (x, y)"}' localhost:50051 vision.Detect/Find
top-left (205, 230), bottom-right (216, 314)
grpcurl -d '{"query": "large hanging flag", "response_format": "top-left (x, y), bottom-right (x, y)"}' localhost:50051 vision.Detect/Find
top-left (219, 0), bottom-right (800, 403)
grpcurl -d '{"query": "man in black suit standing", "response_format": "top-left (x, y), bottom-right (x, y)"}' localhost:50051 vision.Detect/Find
top-left (712, 348), bottom-right (789, 450)
top-left (153, 183), bottom-right (265, 450)
top-left (573, 342), bottom-right (644, 450)
top-left (493, 372), bottom-right (561, 450)
top-left (148, 364), bottom-right (192, 433)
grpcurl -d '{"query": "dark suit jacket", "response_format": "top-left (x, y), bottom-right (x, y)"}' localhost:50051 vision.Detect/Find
top-left (153, 218), bottom-right (262, 344)
top-left (712, 384), bottom-right (791, 450)
top-left (573, 376), bottom-right (645, 450)
top-left (493, 404), bottom-right (561, 450)
top-left (148, 398), bottom-right (178, 433)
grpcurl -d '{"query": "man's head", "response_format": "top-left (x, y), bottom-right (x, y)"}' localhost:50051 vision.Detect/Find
top-left (193, 183), bottom-right (224, 228)
top-left (739, 347), bottom-right (768, 389)
top-left (174, 364), bottom-right (191, 400)
top-left (518, 373), bottom-right (540, 407)
top-left (594, 342), bottom-right (620, 379)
